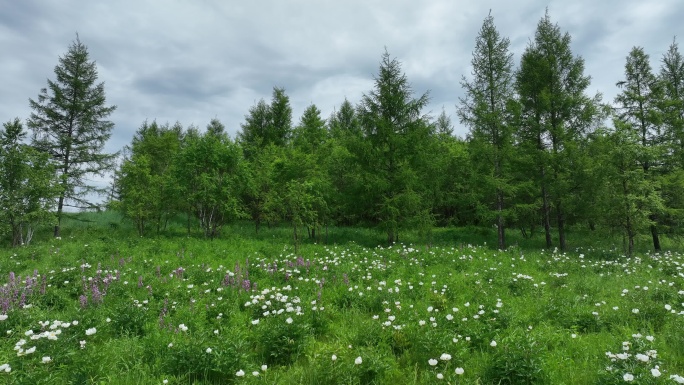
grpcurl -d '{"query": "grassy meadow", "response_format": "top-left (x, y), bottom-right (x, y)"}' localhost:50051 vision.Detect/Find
top-left (0, 213), bottom-right (684, 384)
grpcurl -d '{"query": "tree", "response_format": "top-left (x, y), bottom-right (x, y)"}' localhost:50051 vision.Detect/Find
top-left (356, 50), bottom-right (433, 244)
top-left (173, 120), bottom-right (246, 238)
top-left (594, 124), bottom-right (663, 255)
top-left (113, 121), bottom-right (183, 235)
top-left (0, 119), bottom-right (59, 246)
top-left (658, 39), bottom-right (684, 236)
top-left (614, 46), bottom-right (664, 250)
top-left (458, 13), bottom-right (516, 249)
top-left (27, 36), bottom-right (117, 237)
top-left (660, 39), bottom-right (684, 165)
top-left (515, 11), bottom-right (600, 250)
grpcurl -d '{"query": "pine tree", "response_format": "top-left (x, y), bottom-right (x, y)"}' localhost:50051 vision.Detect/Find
top-left (27, 36), bottom-right (117, 237)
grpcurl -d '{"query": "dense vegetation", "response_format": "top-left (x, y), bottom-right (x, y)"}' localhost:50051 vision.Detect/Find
top-left (2, 13), bottom-right (683, 254)
top-left (0, 11), bottom-right (683, 383)
top-left (0, 215), bottom-right (683, 384)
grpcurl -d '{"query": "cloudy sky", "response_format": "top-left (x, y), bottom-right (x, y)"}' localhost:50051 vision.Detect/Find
top-left (1, 0), bottom-right (681, 157)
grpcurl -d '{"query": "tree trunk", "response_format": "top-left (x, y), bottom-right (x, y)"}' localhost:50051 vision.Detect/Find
top-left (496, 189), bottom-right (505, 250)
top-left (650, 223), bottom-right (661, 251)
top-left (541, 185), bottom-right (552, 249)
top-left (557, 200), bottom-right (566, 251)
top-left (54, 195), bottom-right (64, 238)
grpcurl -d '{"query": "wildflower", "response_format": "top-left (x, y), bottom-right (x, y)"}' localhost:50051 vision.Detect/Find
top-left (440, 353), bottom-right (452, 361)
top-left (428, 359), bottom-right (438, 366)
top-left (178, 324), bottom-right (188, 332)
top-left (85, 328), bottom-right (96, 336)
top-left (355, 356), bottom-right (363, 365)
top-left (455, 367), bottom-right (464, 375)
top-left (331, 354), bottom-right (337, 361)
top-left (623, 373), bottom-right (634, 382)
top-left (163, 380), bottom-right (168, 384)
top-left (651, 368), bottom-right (661, 377)
top-left (0, 315), bottom-right (7, 321)
top-left (646, 335), bottom-right (654, 342)
top-left (635, 353), bottom-right (649, 362)
top-left (632, 308), bottom-right (640, 314)
top-left (236, 369), bottom-right (245, 377)
top-left (436, 373), bottom-right (444, 380)
top-left (106, 318), bottom-right (111, 323)
top-left (42, 356), bottom-right (51, 364)
top-left (0, 364), bottom-right (10, 373)
top-left (286, 317), bottom-right (293, 324)
top-left (25, 346), bottom-right (36, 355)
top-left (206, 348), bottom-right (212, 354)
top-left (252, 371), bottom-right (259, 376)
top-left (261, 365), bottom-right (268, 371)
top-left (79, 340), bottom-right (86, 349)
top-left (571, 333), bottom-right (577, 338)
top-left (251, 319), bottom-right (260, 325)
top-left (490, 340), bottom-right (497, 347)
top-left (168, 343), bottom-right (173, 348)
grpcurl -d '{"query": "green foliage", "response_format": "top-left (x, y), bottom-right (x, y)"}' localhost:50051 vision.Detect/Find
top-left (27, 36), bottom-right (117, 237)
top-left (483, 330), bottom-right (549, 385)
top-left (355, 50), bottom-right (434, 244)
top-left (0, 119), bottom-right (59, 246)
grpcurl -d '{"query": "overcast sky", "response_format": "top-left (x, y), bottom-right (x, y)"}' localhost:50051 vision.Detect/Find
top-left (1, 0), bottom-right (682, 156)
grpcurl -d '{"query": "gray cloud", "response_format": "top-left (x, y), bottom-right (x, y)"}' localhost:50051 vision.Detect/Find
top-left (2, 0), bottom-right (682, 155)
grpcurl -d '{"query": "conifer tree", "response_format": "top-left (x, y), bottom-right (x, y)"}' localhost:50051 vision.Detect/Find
top-left (28, 36), bottom-right (117, 237)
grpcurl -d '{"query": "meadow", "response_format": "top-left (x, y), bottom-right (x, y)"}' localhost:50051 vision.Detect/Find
top-left (0, 213), bottom-right (683, 384)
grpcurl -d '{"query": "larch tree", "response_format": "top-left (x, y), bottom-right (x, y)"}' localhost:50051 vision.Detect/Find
top-left (515, 11), bottom-right (600, 251)
top-left (27, 36), bottom-right (117, 237)
top-left (356, 50), bottom-right (433, 245)
top-left (458, 12), bottom-right (516, 250)
top-left (614, 46), bottom-right (664, 250)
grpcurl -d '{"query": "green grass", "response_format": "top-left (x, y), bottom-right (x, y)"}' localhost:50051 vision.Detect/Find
top-left (0, 213), bottom-right (683, 384)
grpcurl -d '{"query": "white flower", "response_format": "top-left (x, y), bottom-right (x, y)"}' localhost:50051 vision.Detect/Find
top-left (355, 356), bottom-right (363, 365)
top-left (455, 367), bottom-right (464, 375)
top-left (440, 353), bottom-right (452, 361)
top-left (428, 359), bottom-right (438, 366)
top-left (163, 380), bottom-right (168, 384)
top-left (79, 340), bottom-right (86, 349)
top-left (490, 340), bottom-right (497, 347)
top-left (286, 317), bottom-right (293, 324)
top-left (651, 368), bottom-right (661, 377)
top-left (623, 373), bottom-right (634, 382)
top-left (178, 324), bottom-right (188, 332)
top-left (571, 333), bottom-right (577, 338)
top-left (0, 315), bottom-right (7, 321)
top-left (85, 328), bottom-right (97, 336)
top-left (632, 308), bottom-right (640, 314)
top-left (106, 318), bottom-right (111, 323)
top-left (0, 364), bottom-right (10, 373)
top-left (261, 365), bottom-right (268, 371)
top-left (436, 373), bottom-right (444, 380)
top-left (635, 353), bottom-right (649, 362)
top-left (252, 371), bottom-right (259, 376)
top-left (168, 343), bottom-right (173, 348)
top-left (646, 335), bottom-right (654, 342)
top-left (25, 346), bottom-right (36, 355)
top-left (206, 348), bottom-right (212, 354)
top-left (42, 356), bottom-right (51, 364)
top-left (235, 369), bottom-right (245, 377)
top-left (251, 319), bottom-right (260, 325)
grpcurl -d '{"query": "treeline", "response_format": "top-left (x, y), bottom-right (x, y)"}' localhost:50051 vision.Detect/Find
top-left (1, 12), bottom-right (683, 253)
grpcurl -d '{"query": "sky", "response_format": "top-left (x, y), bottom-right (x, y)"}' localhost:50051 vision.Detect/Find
top-left (1, 0), bottom-right (682, 158)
